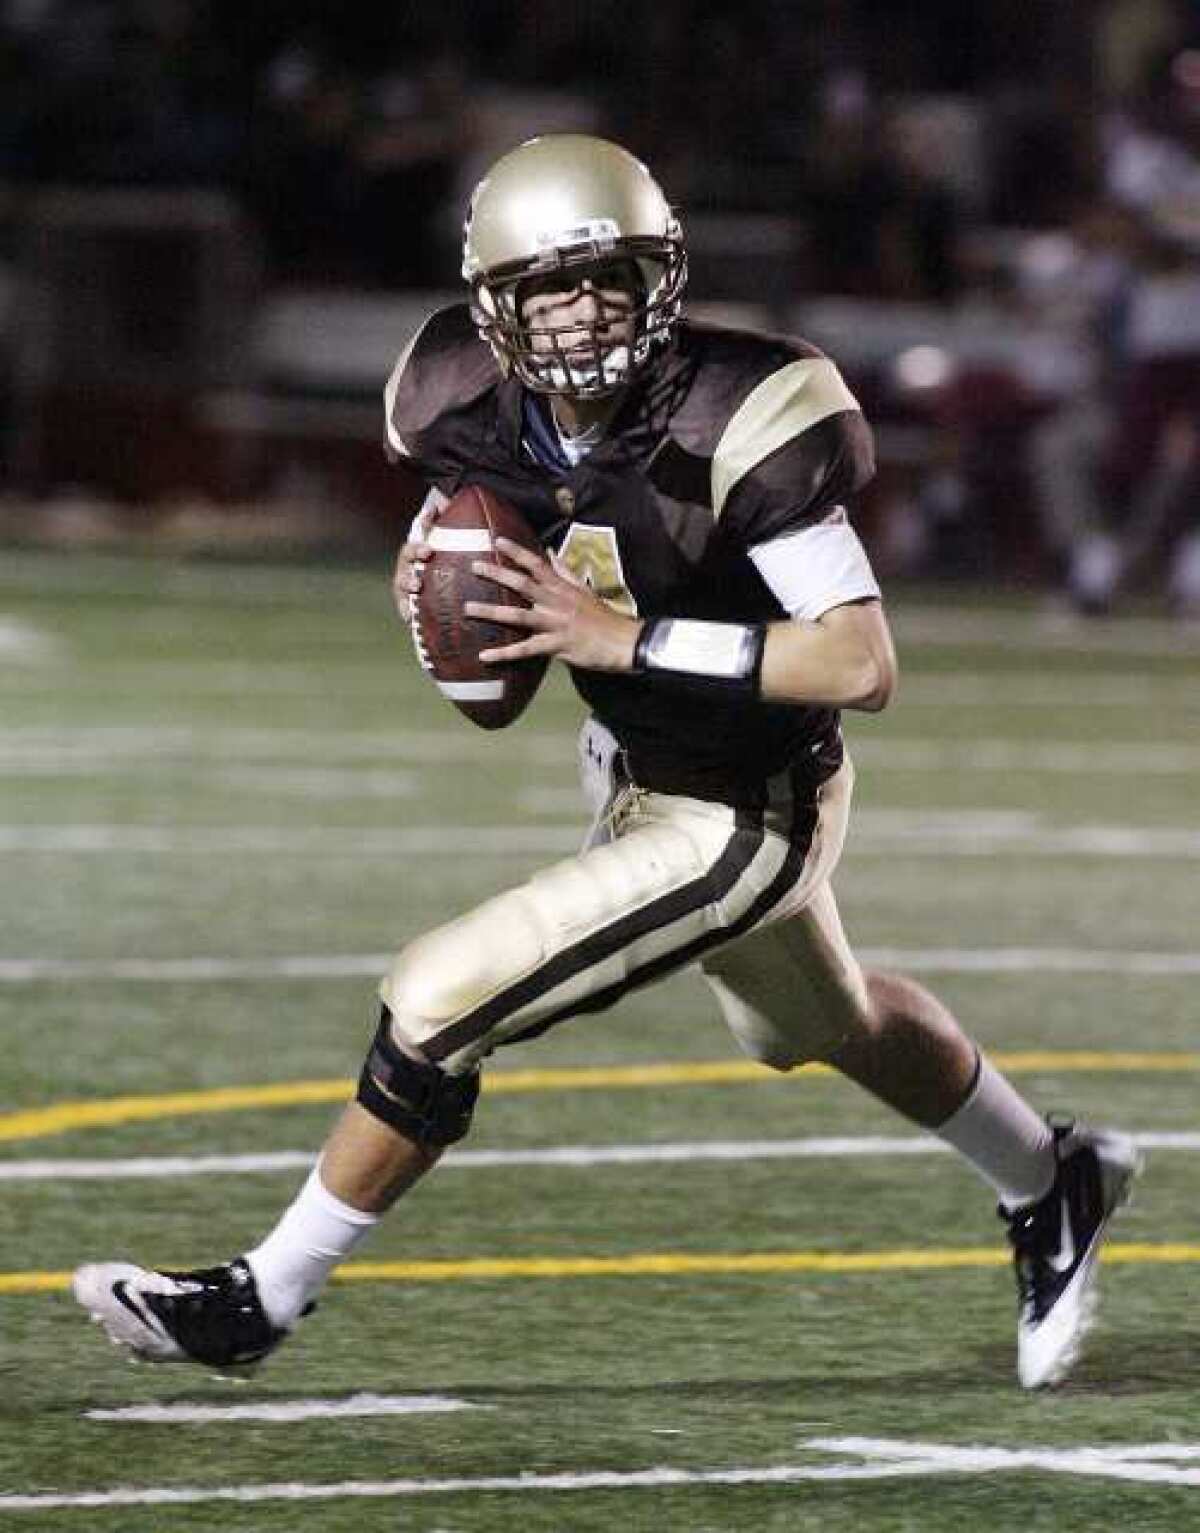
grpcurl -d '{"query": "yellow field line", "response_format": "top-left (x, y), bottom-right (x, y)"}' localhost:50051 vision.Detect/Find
top-left (0, 1080), bottom-right (352, 1143)
top-left (1, 1052), bottom-right (1198, 1144)
top-left (7, 1242), bottom-right (1200, 1296)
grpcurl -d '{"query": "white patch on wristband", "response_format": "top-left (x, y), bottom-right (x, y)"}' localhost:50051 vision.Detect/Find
top-left (645, 620), bottom-right (754, 679)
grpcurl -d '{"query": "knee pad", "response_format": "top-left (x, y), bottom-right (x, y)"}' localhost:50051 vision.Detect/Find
top-left (356, 1007), bottom-right (480, 1146)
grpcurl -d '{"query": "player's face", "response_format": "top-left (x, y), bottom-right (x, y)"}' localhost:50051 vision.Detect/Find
top-left (517, 260), bottom-right (640, 393)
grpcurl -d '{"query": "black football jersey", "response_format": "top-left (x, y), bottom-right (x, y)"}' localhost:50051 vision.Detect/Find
top-left (385, 303), bottom-right (876, 807)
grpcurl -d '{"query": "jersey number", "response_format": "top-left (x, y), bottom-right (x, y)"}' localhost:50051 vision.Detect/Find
top-left (555, 524), bottom-right (638, 617)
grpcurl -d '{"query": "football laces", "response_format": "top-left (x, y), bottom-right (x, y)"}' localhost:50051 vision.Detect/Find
top-left (409, 591), bottom-right (434, 672)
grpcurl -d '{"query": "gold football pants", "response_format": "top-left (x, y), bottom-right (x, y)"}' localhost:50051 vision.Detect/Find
top-left (379, 755), bottom-right (869, 1076)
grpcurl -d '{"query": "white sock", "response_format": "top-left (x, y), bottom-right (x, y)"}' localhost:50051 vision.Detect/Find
top-left (935, 1057), bottom-right (1055, 1210)
top-left (244, 1165), bottom-right (380, 1327)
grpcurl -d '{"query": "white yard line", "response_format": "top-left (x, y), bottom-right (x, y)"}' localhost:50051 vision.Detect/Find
top-left (85, 1394), bottom-right (483, 1423)
top-left (2, 724), bottom-right (1199, 773)
top-left (889, 675), bottom-right (1200, 708)
top-left (0, 664), bottom-right (403, 697)
top-left (212, 767), bottom-right (421, 799)
top-left (6, 668), bottom-right (1196, 707)
top-left (4, 732), bottom-right (1197, 790)
top-left (0, 763), bottom-right (422, 796)
top-left (3, 1131), bottom-right (1196, 1183)
top-left (0, 1150), bottom-right (318, 1180)
top-left (5, 1438), bottom-right (1200, 1508)
top-left (2, 816), bottom-right (1199, 858)
top-left (2, 945), bottom-right (1198, 985)
top-left (861, 947), bottom-right (1200, 975)
top-left (891, 606), bottom-right (1200, 655)
top-left (0, 824), bottom-right (581, 855)
top-left (0, 954), bottom-right (389, 981)
top-left (846, 739), bottom-right (1200, 775)
top-left (0, 725), bottom-right (565, 764)
top-left (6, 737), bottom-right (1198, 788)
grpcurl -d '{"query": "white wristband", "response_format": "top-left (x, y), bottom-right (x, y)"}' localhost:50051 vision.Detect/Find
top-left (633, 618), bottom-right (766, 693)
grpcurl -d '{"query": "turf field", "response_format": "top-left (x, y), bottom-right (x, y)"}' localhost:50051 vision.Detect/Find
top-left (1, 546), bottom-right (1198, 1531)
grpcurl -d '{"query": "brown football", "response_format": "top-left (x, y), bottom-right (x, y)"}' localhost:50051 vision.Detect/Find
top-left (409, 485), bottom-right (550, 729)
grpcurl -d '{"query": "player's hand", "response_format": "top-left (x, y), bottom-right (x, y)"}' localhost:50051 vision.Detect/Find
top-left (466, 537), bottom-right (641, 672)
top-left (391, 499), bottom-right (442, 621)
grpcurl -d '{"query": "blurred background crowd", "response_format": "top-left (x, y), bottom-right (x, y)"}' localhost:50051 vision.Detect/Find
top-left (1, 0), bottom-right (1198, 614)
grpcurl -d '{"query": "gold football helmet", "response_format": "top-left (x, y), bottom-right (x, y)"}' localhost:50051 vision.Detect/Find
top-left (462, 134), bottom-right (687, 398)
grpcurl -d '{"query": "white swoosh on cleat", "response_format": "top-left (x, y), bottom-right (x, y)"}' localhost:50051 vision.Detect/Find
top-left (1047, 1199), bottom-right (1077, 1275)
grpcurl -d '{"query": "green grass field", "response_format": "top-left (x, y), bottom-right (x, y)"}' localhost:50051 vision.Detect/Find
top-left (1, 547), bottom-right (1198, 1531)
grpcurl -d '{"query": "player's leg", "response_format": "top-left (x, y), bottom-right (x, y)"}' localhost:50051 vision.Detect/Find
top-left (843, 963), bottom-right (1140, 1387)
top-left (75, 781), bottom-right (808, 1367)
top-left (701, 885), bottom-right (1141, 1387)
top-left (71, 1052), bottom-right (470, 1370)
top-left (702, 884), bottom-right (1047, 1180)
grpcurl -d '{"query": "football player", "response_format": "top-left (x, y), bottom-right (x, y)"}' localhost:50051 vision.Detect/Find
top-left (74, 134), bottom-right (1139, 1389)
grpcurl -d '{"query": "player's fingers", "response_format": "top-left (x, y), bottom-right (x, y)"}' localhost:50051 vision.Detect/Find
top-left (393, 551), bottom-right (427, 596)
top-left (492, 536), bottom-right (546, 573)
top-left (471, 558), bottom-right (530, 594)
top-left (409, 495), bottom-right (445, 543)
top-left (479, 632), bottom-right (557, 663)
top-left (463, 599), bottom-right (539, 628)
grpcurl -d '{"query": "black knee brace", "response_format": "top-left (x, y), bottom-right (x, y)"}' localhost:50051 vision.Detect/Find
top-left (356, 1007), bottom-right (480, 1146)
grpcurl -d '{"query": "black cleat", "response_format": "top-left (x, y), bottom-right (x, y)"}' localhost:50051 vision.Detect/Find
top-left (73, 1257), bottom-right (290, 1370)
top-left (1002, 1120), bottom-right (1141, 1388)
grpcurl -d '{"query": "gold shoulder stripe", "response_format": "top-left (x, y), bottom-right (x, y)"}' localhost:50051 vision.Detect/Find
top-left (711, 357), bottom-right (860, 519)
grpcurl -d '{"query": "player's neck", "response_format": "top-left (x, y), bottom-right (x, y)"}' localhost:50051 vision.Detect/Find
top-left (550, 391), bottom-right (624, 441)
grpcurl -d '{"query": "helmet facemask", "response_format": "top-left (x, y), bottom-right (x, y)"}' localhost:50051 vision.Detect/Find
top-left (469, 234), bottom-right (686, 400)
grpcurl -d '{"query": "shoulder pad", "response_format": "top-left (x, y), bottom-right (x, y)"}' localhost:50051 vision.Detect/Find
top-left (711, 353), bottom-right (861, 517)
top-left (667, 321), bottom-right (858, 475)
top-left (677, 318), bottom-right (825, 381)
top-left (384, 304), bottom-right (500, 459)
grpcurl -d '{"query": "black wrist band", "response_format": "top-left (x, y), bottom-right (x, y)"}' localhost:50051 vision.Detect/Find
top-left (632, 617), bottom-right (767, 696)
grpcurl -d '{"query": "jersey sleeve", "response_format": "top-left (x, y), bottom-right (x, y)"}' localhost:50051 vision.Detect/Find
top-left (712, 355), bottom-right (876, 547)
top-left (382, 303), bottom-right (498, 487)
